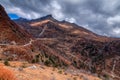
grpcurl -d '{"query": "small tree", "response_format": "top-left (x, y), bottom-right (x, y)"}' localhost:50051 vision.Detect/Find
top-left (44, 59), bottom-right (51, 66)
top-left (35, 54), bottom-right (40, 63)
top-left (31, 59), bottom-right (36, 63)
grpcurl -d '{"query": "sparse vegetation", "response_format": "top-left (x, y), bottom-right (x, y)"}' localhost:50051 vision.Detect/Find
top-left (44, 59), bottom-right (52, 67)
top-left (21, 62), bottom-right (27, 68)
top-left (90, 66), bottom-right (96, 73)
top-left (35, 54), bottom-right (40, 63)
top-left (4, 59), bottom-right (10, 66)
top-left (58, 70), bottom-right (62, 74)
top-left (31, 59), bottom-right (36, 63)
top-left (103, 74), bottom-right (110, 80)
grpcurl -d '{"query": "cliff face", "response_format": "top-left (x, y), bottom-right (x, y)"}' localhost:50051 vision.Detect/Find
top-left (0, 4), bottom-right (31, 44)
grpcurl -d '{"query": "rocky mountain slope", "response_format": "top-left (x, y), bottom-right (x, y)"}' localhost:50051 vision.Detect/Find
top-left (0, 4), bottom-right (120, 80)
top-left (15, 15), bottom-right (120, 80)
top-left (0, 5), bottom-right (31, 45)
top-left (15, 15), bottom-right (117, 41)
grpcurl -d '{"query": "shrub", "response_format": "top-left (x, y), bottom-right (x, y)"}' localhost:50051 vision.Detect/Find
top-left (44, 59), bottom-right (51, 66)
top-left (0, 66), bottom-right (16, 80)
top-left (103, 74), bottom-right (110, 80)
top-left (31, 59), bottom-right (36, 63)
top-left (35, 54), bottom-right (40, 58)
top-left (32, 54), bottom-right (40, 63)
top-left (4, 60), bottom-right (10, 66)
top-left (35, 58), bottom-right (39, 63)
top-left (58, 70), bottom-right (62, 74)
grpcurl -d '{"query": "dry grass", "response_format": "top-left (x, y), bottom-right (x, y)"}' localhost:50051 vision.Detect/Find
top-left (0, 65), bottom-right (16, 80)
top-left (0, 61), bottom-right (102, 80)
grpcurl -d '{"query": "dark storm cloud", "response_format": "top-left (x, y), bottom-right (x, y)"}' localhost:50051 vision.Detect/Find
top-left (11, 0), bottom-right (50, 12)
top-left (0, 0), bottom-right (120, 37)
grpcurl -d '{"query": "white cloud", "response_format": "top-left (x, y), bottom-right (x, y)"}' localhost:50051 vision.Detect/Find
top-left (51, 0), bottom-right (61, 10)
top-left (50, 0), bottom-right (64, 20)
top-left (65, 18), bottom-right (76, 23)
top-left (107, 15), bottom-right (120, 25)
top-left (113, 27), bottom-right (120, 34)
top-left (61, 0), bottom-right (86, 4)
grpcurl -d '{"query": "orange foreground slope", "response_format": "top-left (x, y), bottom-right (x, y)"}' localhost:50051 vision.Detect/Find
top-left (0, 61), bottom-right (101, 80)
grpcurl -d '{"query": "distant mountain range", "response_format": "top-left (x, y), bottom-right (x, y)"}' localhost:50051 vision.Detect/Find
top-left (0, 4), bottom-right (120, 80)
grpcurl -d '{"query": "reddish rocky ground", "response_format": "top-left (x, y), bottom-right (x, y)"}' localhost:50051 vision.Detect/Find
top-left (0, 61), bottom-right (101, 80)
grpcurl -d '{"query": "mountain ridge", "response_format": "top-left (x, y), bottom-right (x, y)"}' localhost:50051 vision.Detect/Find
top-left (15, 14), bottom-right (120, 42)
top-left (0, 4), bottom-right (32, 44)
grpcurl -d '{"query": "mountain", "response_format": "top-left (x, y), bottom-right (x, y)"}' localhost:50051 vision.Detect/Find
top-left (0, 5), bottom-right (31, 44)
top-left (15, 15), bottom-right (120, 80)
top-left (0, 4), bottom-right (120, 80)
top-left (15, 15), bottom-right (119, 41)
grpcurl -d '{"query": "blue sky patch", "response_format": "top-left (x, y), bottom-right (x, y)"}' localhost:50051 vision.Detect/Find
top-left (8, 13), bottom-right (20, 20)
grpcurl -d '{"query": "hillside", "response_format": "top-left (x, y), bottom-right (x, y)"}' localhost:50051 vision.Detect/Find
top-left (0, 4), bottom-right (120, 80)
top-left (15, 15), bottom-right (120, 80)
top-left (0, 4), bottom-right (31, 45)
top-left (15, 15), bottom-right (118, 42)
top-left (0, 61), bottom-right (102, 80)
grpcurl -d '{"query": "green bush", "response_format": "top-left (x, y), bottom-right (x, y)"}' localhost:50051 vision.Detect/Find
top-left (4, 60), bottom-right (10, 66)
top-left (44, 59), bottom-right (51, 66)
top-left (31, 59), bottom-right (36, 63)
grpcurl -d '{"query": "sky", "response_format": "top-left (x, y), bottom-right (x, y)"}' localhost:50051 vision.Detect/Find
top-left (8, 13), bottom-right (20, 19)
top-left (0, 0), bottom-right (120, 37)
